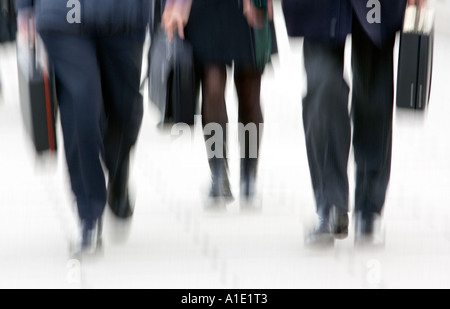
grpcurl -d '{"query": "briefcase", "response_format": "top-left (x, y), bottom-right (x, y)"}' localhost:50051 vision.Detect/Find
top-left (148, 27), bottom-right (199, 126)
top-left (17, 29), bottom-right (57, 153)
top-left (397, 5), bottom-right (434, 110)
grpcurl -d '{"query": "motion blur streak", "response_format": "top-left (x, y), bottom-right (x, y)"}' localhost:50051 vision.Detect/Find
top-left (1, 0), bottom-right (450, 288)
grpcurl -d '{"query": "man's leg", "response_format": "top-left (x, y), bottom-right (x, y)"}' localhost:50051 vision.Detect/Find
top-left (351, 16), bottom-right (395, 241)
top-left (303, 40), bottom-right (351, 245)
top-left (97, 35), bottom-right (145, 219)
top-left (42, 34), bottom-right (105, 253)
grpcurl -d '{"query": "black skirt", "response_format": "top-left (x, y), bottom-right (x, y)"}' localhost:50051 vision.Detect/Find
top-left (185, 0), bottom-right (275, 66)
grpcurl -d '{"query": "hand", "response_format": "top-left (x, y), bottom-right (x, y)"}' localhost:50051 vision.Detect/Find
top-left (243, 0), bottom-right (273, 29)
top-left (17, 8), bottom-right (35, 47)
top-left (408, 0), bottom-right (428, 7)
top-left (162, 0), bottom-right (192, 42)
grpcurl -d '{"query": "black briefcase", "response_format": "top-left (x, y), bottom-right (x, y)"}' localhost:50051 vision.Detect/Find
top-left (148, 27), bottom-right (199, 126)
top-left (18, 35), bottom-right (58, 153)
top-left (397, 5), bottom-right (434, 110)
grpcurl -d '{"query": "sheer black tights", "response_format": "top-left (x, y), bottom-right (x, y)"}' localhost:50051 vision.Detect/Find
top-left (201, 64), bottom-right (263, 157)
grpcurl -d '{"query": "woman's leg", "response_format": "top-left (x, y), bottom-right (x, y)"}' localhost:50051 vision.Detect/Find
top-left (201, 63), bottom-right (233, 200)
top-left (234, 65), bottom-right (263, 200)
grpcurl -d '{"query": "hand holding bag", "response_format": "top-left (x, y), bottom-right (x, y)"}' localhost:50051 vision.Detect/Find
top-left (148, 26), bottom-right (199, 126)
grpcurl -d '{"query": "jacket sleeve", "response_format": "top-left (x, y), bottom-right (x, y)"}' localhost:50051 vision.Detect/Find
top-left (15, 0), bottom-right (34, 11)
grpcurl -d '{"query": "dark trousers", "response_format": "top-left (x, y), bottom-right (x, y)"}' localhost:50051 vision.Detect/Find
top-left (303, 17), bottom-right (394, 218)
top-left (41, 34), bottom-right (144, 224)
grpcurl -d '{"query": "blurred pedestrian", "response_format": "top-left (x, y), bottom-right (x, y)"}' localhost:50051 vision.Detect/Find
top-left (282, 0), bottom-right (425, 246)
top-left (15, 0), bottom-right (150, 256)
top-left (163, 0), bottom-right (275, 205)
top-left (0, 0), bottom-right (17, 97)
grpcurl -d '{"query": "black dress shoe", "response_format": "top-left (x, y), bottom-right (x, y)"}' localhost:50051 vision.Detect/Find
top-left (330, 207), bottom-right (349, 240)
top-left (72, 219), bottom-right (103, 258)
top-left (355, 212), bottom-right (384, 247)
top-left (305, 217), bottom-right (334, 247)
top-left (108, 187), bottom-right (134, 219)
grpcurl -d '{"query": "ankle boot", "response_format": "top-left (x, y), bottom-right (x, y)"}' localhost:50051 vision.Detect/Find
top-left (239, 125), bottom-right (260, 200)
top-left (205, 127), bottom-right (233, 201)
top-left (240, 157), bottom-right (258, 200)
top-left (208, 157), bottom-right (233, 199)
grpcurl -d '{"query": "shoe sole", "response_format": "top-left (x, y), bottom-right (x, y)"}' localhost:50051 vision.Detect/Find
top-left (305, 234), bottom-right (335, 248)
top-left (204, 195), bottom-right (235, 209)
top-left (354, 235), bottom-right (386, 248)
top-left (108, 201), bottom-right (134, 219)
top-left (333, 232), bottom-right (349, 240)
top-left (70, 241), bottom-right (104, 260)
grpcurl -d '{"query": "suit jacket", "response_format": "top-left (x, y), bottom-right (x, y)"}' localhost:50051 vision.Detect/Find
top-left (15, 0), bottom-right (151, 35)
top-left (282, 0), bottom-right (407, 48)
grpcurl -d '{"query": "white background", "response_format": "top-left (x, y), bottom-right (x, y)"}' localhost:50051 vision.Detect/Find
top-left (1, 0), bottom-right (450, 289)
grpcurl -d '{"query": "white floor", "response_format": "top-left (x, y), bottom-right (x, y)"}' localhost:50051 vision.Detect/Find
top-left (1, 2), bottom-right (450, 289)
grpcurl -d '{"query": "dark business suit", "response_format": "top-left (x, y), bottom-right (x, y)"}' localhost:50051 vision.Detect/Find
top-left (282, 0), bottom-right (407, 218)
top-left (283, 0), bottom-right (407, 48)
top-left (16, 0), bottom-right (150, 226)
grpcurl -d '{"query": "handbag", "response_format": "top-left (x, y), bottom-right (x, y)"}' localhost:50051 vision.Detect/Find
top-left (251, 0), bottom-right (274, 73)
top-left (148, 26), bottom-right (199, 126)
top-left (17, 18), bottom-right (58, 153)
top-left (397, 3), bottom-right (434, 110)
